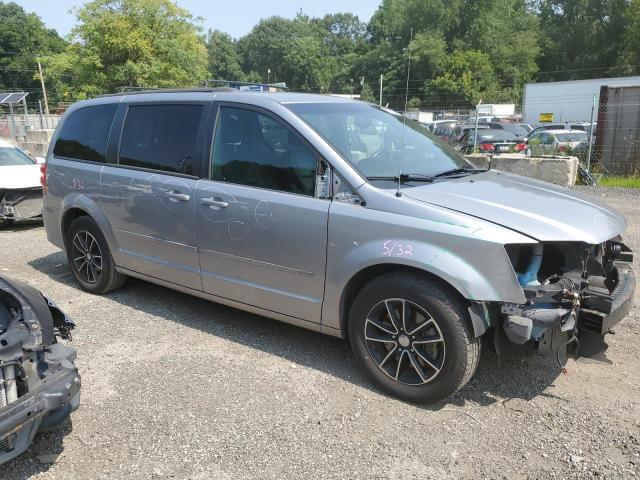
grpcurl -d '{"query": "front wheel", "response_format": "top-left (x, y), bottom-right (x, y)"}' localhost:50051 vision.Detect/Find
top-left (348, 273), bottom-right (481, 403)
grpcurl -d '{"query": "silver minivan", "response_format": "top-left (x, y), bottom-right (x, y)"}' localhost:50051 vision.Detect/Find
top-left (42, 90), bottom-right (635, 403)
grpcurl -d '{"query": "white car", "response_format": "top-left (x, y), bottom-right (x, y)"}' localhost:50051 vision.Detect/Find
top-left (0, 139), bottom-right (45, 224)
top-left (526, 129), bottom-right (588, 156)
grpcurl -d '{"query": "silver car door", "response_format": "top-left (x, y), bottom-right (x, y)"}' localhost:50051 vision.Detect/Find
top-left (195, 104), bottom-right (330, 322)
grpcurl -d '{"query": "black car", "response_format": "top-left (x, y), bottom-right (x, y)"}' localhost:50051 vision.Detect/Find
top-left (480, 122), bottom-right (531, 139)
top-left (456, 129), bottom-right (526, 154)
top-left (0, 275), bottom-right (79, 464)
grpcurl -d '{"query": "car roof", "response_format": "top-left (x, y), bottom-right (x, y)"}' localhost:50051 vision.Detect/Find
top-left (536, 129), bottom-right (587, 134)
top-left (95, 89), bottom-right (356, 105)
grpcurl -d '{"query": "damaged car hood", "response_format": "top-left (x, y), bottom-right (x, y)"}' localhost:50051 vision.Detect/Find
top-left (403, 170), bottom-right (627, 244)
top-left (0, 165), bottom-right (41, 190)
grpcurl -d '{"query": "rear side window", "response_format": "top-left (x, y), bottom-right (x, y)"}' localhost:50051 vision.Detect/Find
top-left (119, 104), bottom-right (203, 175)
top-left (53, 104), bottom-right (117, 162)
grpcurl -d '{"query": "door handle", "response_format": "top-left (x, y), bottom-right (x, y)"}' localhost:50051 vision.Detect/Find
top-left (165, 191), bottom-right (190, 202)
top-left (201, 197), bottom-right (229, 208)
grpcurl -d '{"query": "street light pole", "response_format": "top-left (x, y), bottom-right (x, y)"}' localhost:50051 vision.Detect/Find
top-left (267, 68), bottom-right (271, 85)
top-left (379, 74), bottom-right (383, 106)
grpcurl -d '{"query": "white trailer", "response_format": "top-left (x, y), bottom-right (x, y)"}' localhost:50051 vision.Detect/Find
top-left (477, 104), bottom-right (515, 117)
top-left (522, 76), bottom-right (640, 125)
top-left (404, 110), bottom-right (434, 123)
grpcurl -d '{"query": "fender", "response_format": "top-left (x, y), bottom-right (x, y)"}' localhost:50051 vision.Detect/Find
top-left (321, 201), bottom-right (534, 333)
top-left (59, 193), bottom-right (120, 263)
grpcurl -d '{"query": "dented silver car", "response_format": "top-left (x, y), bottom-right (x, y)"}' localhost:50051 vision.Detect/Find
top-left (0, 275), bottom-right (80, 463)
top-left (42, 90), bottom-right (634, 403)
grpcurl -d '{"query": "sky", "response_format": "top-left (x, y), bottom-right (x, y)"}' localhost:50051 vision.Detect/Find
top-left (10, 0), bottom-right (379, 38)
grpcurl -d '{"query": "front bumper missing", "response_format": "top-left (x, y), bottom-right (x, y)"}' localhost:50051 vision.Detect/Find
top-left (0, 188), bottom-right (43, 221)
top-left (579, 264), bottom-right (636, 335)
top-left (0, 343), bottom-right (80, 464)
top-left (500, 263), bottom-right (636, 360)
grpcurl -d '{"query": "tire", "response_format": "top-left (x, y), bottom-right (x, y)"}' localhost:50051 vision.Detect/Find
top-left (65, 216), bottom-right (126, 294)
top-left (348, 272), bottom-right (481, 403)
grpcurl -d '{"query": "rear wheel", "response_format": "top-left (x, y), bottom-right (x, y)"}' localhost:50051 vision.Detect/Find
top-left (348, 273), bottom-right (481, 403)
top-left (66, 216), bottom-right (126, 294)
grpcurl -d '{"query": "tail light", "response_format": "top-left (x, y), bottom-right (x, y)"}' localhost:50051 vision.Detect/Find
top-left (479, 143), bottom-right (495, 151)
top-left (442, 136), bottom-right (449, 141)
top-left (40, 162), bottom-right (47, 193)
top-left (558, 145), bottom-right (567, 152)
top-left (515, 143), bottom-right (526, 151)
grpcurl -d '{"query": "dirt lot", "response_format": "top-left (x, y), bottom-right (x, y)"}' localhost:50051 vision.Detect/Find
top-left (1, 186), bottom-right (639, 480)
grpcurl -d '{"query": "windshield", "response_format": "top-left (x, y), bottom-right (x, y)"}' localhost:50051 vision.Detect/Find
top-left (286, 102), bottom-right (470, 178)
top-left (501, 124), bottom-right (530, 137)
top-left (0, 146), bottom-right (35, 166)
top-left (556, 132), bottom-right (587, 142)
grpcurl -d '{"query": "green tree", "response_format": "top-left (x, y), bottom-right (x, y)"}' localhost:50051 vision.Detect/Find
top-left (614, 0), bottom-right (640, 75)
top-left (44, 0), bottom-right (208, 100)
top-left (536, 0), bottom-right (629, 81)
top-left (206, 30), bottom-right (244, 81)
top-left (428, 49), bottom-right (502, 105)
top-left (461, 0), bottom-right (540, 98)
top-left (0, 2), bottom-right (66, 105)
top-left (238, 14), bottom-right (339, 91)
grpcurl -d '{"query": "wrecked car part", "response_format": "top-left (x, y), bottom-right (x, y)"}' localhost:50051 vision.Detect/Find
top-left (500, 239), bottom-right (635, 363)
top-left (0, 274), bottom-right (79, 464)
top-left (0, 188), bottom-right (43, 221)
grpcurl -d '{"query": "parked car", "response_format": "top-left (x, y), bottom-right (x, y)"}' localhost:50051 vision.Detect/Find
top-left (0, 274), bottom-right (79, 464)
top-left (479, 122), bottom-right (532, 140)
top-left (42, 90), bottom-right (635, 404)
top-left (448, 124), bottom-right (490, 145)
top-left (0, 140), bottom-right (45, 225)
top-left (526, 129), bottom-right (588, 156)
top-left (455, 128), bottom-right (526, 154)
top-left (529, 123), bottom-right (588, 137)
top-left (462, 116), bottom-right (502, 126)
top-left (427, 119), bottom-right (457, 134)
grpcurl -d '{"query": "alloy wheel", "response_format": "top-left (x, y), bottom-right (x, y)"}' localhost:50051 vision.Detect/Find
top-left (364, 298), bottom-right (446, 385)
top-left (71, 230), bottom-right (103, 284)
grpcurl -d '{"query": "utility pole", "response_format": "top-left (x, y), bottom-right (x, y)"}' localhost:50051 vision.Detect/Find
top-left (586, 94), bottom-right (597, 172)
top-left (267, 68), bottom-right (271, 85)
top-left (361, 76), bottom-right (365, 98)
top-left (473, 99), bottom-right (482, 154)
top-left (37, 58), bottom-right (50, 115)
top-left (379, 74), bottom-right (383, 106)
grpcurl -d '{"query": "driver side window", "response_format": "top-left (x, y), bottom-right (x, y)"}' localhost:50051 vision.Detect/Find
top-left (211, 106), bottom-right (317, 196)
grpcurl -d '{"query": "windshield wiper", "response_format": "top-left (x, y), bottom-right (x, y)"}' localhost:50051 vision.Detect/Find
top-left (431, 167), bottom-right (487, 178)
top-left (367, 173), bottom-right (434, 183)
top-left (367, 168), bottom-right (487, 184)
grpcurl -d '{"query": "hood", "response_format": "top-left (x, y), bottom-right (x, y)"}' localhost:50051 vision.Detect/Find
top-left (0, 164), bottom-right (41, 189)
top-left (403, 170), bottom-right (626, 244)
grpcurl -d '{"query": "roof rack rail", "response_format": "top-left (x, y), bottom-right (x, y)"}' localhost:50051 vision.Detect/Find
top-left (97, 87), bottom-right (234, 98)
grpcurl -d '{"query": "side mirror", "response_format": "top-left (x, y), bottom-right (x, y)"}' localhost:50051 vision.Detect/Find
top-left (34, 156), bottom-right (46, 164)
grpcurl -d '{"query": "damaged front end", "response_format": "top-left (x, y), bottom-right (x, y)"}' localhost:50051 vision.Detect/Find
top-left (498, 239), bottom-right (635, 363)
top-left (0, 275), bottom-right (80, 465)
top-left (0, 187), bottom-right (43, 222)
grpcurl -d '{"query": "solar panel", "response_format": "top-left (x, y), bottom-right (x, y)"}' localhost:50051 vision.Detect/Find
top-left (0, 92), bottom-right (28, 104)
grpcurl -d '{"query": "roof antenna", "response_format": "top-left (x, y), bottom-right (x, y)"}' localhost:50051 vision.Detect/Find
top-left (396, 28), bottom-right (413, 198)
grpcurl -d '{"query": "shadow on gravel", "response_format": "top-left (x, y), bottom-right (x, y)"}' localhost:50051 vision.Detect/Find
top-left (0, 219), bottom-right (43, 232)
top-left (0, 419), bottom-right (73, 480)
top-left (30, 251), bottom-right (563, 409)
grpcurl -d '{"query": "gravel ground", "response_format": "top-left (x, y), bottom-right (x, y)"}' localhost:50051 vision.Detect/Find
top-left (1, 186), bottom-right (638, 480)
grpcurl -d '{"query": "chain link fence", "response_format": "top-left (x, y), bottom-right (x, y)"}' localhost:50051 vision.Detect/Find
top-left (0, 113), bottom-right (61, 140)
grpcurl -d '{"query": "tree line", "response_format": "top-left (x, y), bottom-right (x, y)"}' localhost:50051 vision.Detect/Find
top-left (1, 0), bottom-right (639, 111)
